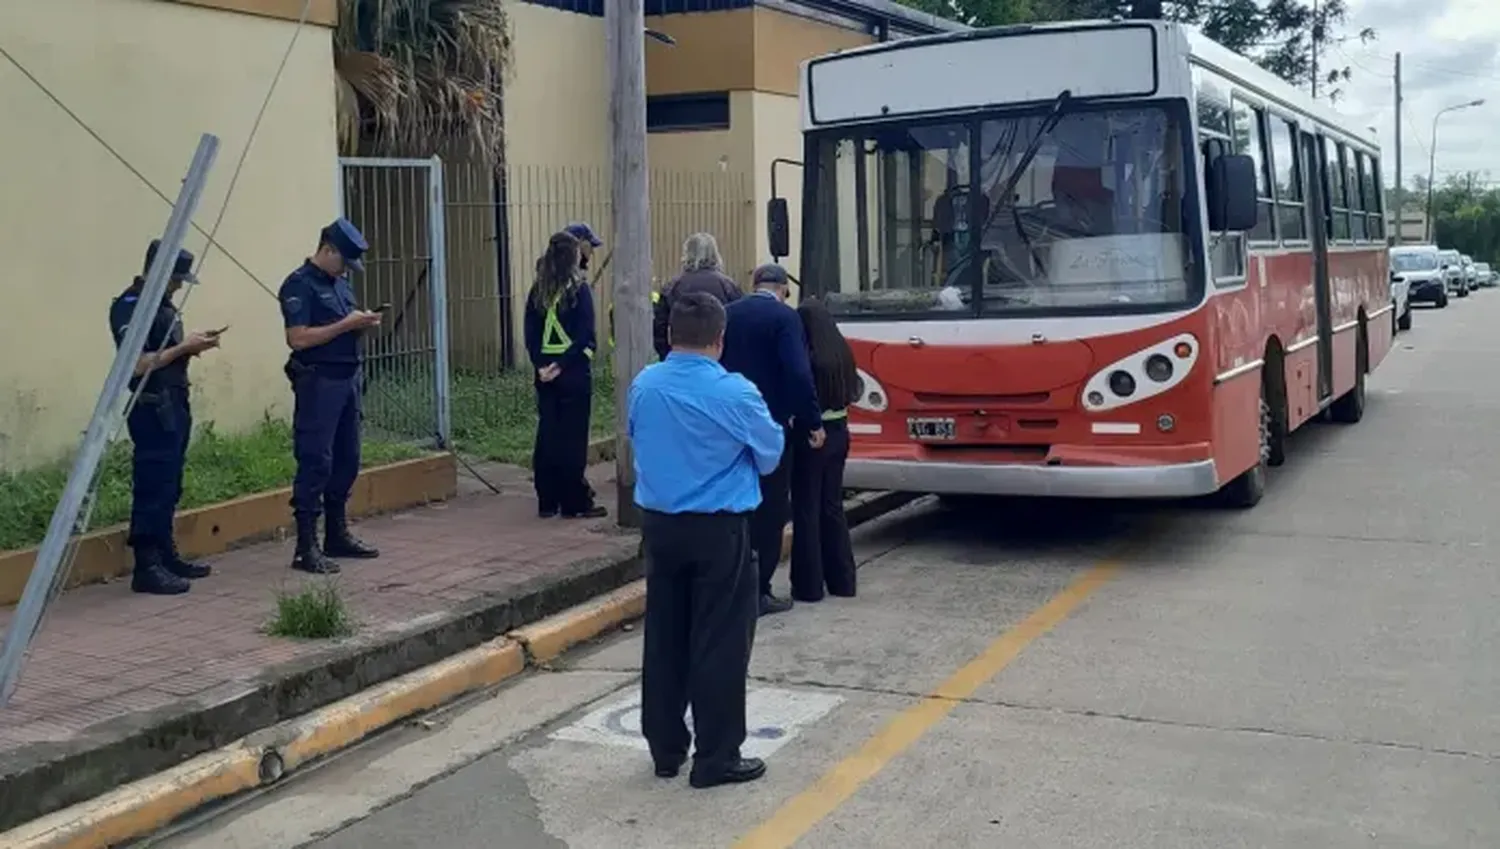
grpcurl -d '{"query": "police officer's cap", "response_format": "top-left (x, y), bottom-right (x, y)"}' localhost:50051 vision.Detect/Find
top-left (752, 263), bottom-right (790, 286)
top-left (143, 240), bottom-right (199, 284)
top-left (320, 217), bottom-right (369, 272)
top-left (564, 222), bottom-right (603, 247)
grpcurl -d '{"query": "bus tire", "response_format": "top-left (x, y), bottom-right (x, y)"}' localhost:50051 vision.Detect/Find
top-left (1329, 327), bottom-right (1367, 424)
top-left (1217, 392), bottom-right (1269, 509)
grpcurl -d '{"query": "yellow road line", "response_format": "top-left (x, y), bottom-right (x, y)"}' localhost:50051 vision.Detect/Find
top-left (733, 562), bottom-right (1120, 849)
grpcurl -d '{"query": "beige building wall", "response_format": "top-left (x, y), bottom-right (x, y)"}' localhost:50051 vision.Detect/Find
top-left (0, 0), bottom-right (339, 472)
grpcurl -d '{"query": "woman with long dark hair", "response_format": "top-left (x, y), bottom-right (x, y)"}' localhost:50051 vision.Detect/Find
top-left (788, 297), bottom-right (860, 601)
top-left (524, 231), bottom-right (606, 519)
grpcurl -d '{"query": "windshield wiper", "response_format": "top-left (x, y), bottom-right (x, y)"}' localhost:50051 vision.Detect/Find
top-left (983, 90), bottom-right (1073, 277)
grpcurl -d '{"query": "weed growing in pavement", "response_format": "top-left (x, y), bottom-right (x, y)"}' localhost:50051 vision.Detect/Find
top-left (267, 579), bottom-right (356, 640)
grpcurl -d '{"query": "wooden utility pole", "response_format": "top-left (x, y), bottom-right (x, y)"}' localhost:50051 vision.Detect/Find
top-left (1393, 51), bottom-right (1403, 245)
top-left (607, 0), bottom-right (651, 529)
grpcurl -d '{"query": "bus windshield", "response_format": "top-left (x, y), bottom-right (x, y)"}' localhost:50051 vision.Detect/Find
top-left (1391, 251), bottom-right (1439, 272)
top-left (802, 103), bottom-right (1200, 319)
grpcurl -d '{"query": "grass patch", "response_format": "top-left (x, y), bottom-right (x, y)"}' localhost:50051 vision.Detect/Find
top-left (444, 366), bottom-right (615, 466)
top-left (0, 416), bottom-right (424, 553)
top-left (267, 579), bottom-right (355, 639)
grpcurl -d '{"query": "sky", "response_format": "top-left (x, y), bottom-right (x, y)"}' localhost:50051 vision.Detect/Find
top-left (1330, 0), bottom-right (1500, 189)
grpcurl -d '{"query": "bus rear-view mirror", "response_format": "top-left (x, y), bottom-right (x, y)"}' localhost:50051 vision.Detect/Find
top-left (1206, 153), bottom-right (1257, 233)
top-left (768, 198), bottom-right (790, 260)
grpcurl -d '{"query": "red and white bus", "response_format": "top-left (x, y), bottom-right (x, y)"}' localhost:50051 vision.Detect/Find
top-left (772, 19), bottom-right (1391, 507)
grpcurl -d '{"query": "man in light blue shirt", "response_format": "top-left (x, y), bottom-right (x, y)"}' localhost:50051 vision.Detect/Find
top-left (629, 291), bottom-right (783, 790)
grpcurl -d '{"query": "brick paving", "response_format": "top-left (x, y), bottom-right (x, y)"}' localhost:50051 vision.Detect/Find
top-left (0, 463), bottom-right (634, 753)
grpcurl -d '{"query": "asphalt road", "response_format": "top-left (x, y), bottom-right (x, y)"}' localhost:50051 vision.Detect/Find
top-left (151, 295), bottom-right (1500, 849)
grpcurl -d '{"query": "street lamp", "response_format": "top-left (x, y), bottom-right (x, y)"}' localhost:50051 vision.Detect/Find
top-left (1425, 98), bottom-right (1485, 242)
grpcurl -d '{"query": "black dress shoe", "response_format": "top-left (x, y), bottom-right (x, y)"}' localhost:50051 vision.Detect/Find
top-left (562, 505), bottom-right (609, 519)
top-left (654, 754), bottom-right (688, 778)
top-left (689, 758), bottom-right (766, 789)
top-left (759, 594), bottom-right (794, 616)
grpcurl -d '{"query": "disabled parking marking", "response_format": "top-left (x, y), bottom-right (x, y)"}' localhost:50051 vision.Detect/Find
top-left (550, 685), bottom-right (844, 760)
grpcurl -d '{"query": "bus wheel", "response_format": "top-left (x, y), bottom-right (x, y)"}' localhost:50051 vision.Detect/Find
top-left (1329, 330), bottom-right (1367, 424)
top-left (1217, 393), bottom-right (1269, 509)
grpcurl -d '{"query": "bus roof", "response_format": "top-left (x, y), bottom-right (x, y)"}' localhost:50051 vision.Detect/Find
top-left (800, 18), bottom-right (1379, 151)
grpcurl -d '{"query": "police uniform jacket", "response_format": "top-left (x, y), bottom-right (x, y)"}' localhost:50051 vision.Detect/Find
top-left (279, 261), bottom-right (362, 380)
top-left (109, 283), bottom-right (189, 395)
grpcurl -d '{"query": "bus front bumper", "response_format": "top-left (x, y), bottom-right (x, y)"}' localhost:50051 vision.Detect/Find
top-left (843, 458), bottom-right (1220, 499)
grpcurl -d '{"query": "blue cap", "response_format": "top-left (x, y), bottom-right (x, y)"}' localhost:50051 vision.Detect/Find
top-left (321, 217), bottom-right (369, 272)
top-left (752, 263), bottom-right (789, 285)
top-left (143, 240), bottom-right (198, 284)
top-left (565, 222), bottom-right (603, 247)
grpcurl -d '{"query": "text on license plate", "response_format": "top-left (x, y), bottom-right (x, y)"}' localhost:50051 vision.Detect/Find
top-left (907, 417), bottom-right (955, 440)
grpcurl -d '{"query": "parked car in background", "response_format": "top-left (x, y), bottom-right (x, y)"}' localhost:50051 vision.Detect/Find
top-left (1461, 254), bottom-right (1478, 291)
top-left (1438, 248), bottom-right (1469, 297)
top-left (1391, 245), bottom-right (1443, 322)
top-left (1474, 261), bottom-right (1494, 288)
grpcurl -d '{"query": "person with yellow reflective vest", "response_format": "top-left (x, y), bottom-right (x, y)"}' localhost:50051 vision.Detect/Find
top-left (524, 231), bottom-right (606, 519)
top-left (606, 290), bottom-right (662, 352)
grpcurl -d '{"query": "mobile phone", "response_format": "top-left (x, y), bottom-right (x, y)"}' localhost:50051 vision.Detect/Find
top-left (374, 303), bottom-right (392, 313)
top-left (207, 325), bottom-right (230, 336)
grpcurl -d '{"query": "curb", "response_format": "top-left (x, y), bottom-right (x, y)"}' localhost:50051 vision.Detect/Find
top-left (0, 489), bottom-right (921, 849)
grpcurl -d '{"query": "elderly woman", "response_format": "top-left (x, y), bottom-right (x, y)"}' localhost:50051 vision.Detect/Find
top-left (653, 232), bottom-right (742, 360)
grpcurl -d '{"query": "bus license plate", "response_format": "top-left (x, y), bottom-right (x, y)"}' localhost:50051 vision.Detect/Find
top-left (907, 417), bottom-right (955, 441)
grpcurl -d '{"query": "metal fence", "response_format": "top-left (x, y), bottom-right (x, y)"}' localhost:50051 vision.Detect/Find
top-left (344, 156), bottom-right (754, 458)
top-left (338, 157), bottom-right (451, 448)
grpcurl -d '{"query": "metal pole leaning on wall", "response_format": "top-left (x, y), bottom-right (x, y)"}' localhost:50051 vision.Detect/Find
top-left (0, 134), bottom-right (221, 708)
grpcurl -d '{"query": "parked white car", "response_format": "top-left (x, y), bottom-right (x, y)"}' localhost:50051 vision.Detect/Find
top-left (1390, 245), bottom-right (1442, 328)
top-left (1475, 261), bottom-right (1494, 288)
top-left (1438, 248), bottom-right (1469, 297)
top-left (1461, 254), bottom-right (1478, 291)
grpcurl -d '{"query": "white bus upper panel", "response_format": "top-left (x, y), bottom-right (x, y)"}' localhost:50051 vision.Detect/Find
top-left (802, 22), bottom-right (1164, 129)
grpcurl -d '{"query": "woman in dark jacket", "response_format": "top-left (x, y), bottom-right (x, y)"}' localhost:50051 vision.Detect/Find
top-left (788, 297), bottom-right (861, 601)
top-left (524, 232), bottom-right (606, 519)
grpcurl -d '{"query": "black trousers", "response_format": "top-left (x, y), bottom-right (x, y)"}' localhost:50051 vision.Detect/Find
top-left (789, 418), bottom-right (856, 600)
top-left (640, 510), bottom-right (758, 774)
top-left (290, 372), bottom-right (361, 521)
top-left (126, 387), bottom-right (191, 552)
top-left (751, 438), bottom-right (792, 597)
top-left (532, 373), bottom-right (595, 514)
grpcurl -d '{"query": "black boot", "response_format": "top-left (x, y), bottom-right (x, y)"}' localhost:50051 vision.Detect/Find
top-left (324, 507), bottom-right (379, 559)
top-left (291, 515), bottom-right (340, 574)
top-left (131, 545), bottom-right (191, 595)
top-left (163, 539), bottom-right (212, 580)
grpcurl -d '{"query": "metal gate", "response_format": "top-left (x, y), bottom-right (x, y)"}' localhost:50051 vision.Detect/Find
top-left (338, 157), bottom-right (451, 448)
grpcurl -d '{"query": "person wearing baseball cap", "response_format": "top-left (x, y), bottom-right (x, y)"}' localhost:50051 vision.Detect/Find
top-left (564, 222), bottom-right (603, 272)
top-left (719, 262), bottom-right (824, 616)
top-left (108, 240), bottom-right (222, 595)
top-left (278, 217), bottom-right (384, 575)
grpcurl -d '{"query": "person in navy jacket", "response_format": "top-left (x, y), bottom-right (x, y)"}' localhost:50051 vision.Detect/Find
top-left (524, 231), bottom-right (607, 519)
top-left (720, 263), bottom-right (823, 616)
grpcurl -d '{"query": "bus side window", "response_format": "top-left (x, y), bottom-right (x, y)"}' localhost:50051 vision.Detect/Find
top-left (1200, 135), bottom-right (1246, 285)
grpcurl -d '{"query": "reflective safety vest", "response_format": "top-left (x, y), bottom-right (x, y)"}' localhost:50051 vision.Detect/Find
top-left (607, 290), bottom-right (661, 349)
top-left (541, 297), bottom-right (594, 360)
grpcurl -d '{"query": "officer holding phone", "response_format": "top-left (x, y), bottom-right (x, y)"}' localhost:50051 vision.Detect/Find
top-left (109, 241), bottom-right (222, 595)
top-left (279, 218), bottom-right (384, 574)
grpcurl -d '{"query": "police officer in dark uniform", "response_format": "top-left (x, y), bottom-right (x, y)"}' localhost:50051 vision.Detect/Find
top-left (109, 241), bottom-right (220, 595)
top-left (279, 218), bottom-right (384, 574)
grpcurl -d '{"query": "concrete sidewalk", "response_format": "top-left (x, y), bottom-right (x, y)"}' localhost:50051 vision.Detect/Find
top-left (0, 462), bottom-right (638, 832)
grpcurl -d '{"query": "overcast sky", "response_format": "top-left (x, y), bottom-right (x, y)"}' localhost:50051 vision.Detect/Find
top-left (1330, 0), bottom-right (1498, 189)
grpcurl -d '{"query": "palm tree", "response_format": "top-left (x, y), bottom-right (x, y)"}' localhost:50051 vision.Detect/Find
top-left (333, 0), bottom-right (512, 160)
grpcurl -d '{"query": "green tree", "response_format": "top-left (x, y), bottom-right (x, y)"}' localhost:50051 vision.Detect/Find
top-left (333, 0), bottom-right (512, 159)
top-left (1428, 172), bottom-right (1500, 261)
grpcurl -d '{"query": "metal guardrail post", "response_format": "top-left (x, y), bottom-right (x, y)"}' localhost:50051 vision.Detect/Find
top-left (0, 133), bottom-right (221, 708)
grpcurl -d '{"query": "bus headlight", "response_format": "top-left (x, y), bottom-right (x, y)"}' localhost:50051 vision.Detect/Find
top-left (853, 368), bottom-right (888, 412)
top-left (1082, 333), bottom-right (1199, 413)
